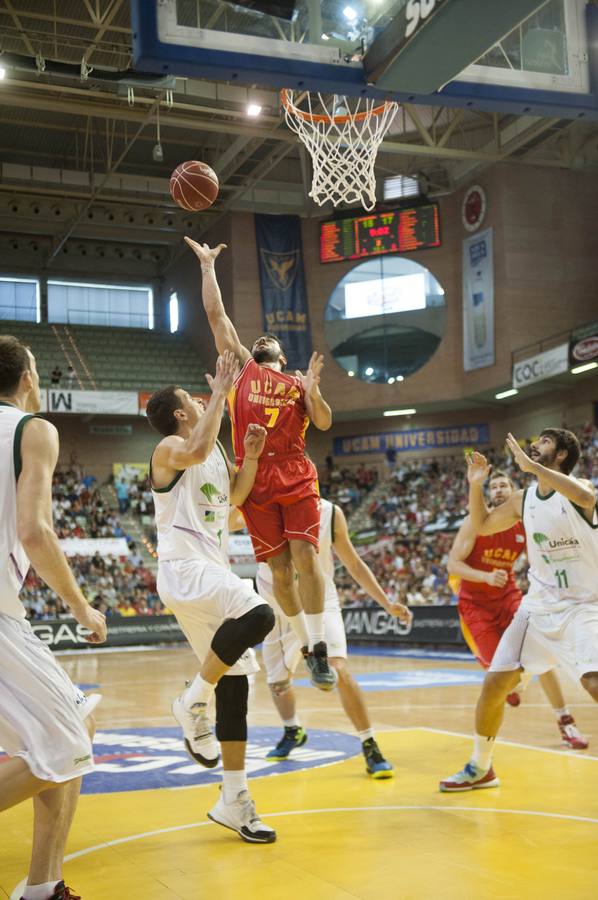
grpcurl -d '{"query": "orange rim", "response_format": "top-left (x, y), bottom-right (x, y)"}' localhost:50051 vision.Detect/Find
top-left (280, 88), bottom-right (393, 125)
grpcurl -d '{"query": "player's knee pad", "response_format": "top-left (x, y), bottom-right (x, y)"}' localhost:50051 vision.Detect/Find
top-left (211, 603), bottom-right (275, 666)
top-left (215, 675), bottom-right (248, 742)
top-left (269, 679), bottom-right (292, 697)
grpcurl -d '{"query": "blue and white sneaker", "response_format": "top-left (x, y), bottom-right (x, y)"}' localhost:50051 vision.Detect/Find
top-left (439, 761), bottom-right (499, 792)
top-left (363, 738), bottom-right (394, 779)
top-left (266, 726), bottom-right (308, 760)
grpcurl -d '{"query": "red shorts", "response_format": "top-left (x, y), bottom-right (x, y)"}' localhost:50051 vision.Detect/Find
top-left (240, 456), bottom-right (320, 561)
top-left (458, 590), bottom-right (522, 668)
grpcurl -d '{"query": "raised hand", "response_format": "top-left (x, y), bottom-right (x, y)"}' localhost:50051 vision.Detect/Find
top-left (506, 432), bottom-right (536, 473)
top-left (184, 237), bottom-right (227, 267)
top-left (244, 423), bottom-right (267, 460)
top-left (206, 349), bottom-right (239, 395)
top-left (465, 450), bottom-right (491, 485)
top-left (295, 352), bottom-right (324, 398)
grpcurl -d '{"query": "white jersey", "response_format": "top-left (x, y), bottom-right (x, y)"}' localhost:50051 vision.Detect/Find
top-left (0, 403), bottom-right (35, 620)
top-left (523, 482), bottom-right (598, 610)
top-left (152, 441), bottom-right (230, 568)
top-left (257, 498), bottom-right (339, 608)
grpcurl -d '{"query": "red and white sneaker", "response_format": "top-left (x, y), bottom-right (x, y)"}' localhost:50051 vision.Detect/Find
top-left (439, 761), bottom-right (500, 792)
top-left (558, 715), bottom-right (589, 750)
top-left (506, 692), bottom-right (521, 707)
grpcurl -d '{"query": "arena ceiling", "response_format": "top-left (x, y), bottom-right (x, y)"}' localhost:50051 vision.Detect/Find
top-left (1, 0), bottom-right (598, 273)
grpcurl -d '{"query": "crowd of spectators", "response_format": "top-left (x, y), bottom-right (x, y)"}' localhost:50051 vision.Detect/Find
top-left (319, 456), bottom-right (379, 513)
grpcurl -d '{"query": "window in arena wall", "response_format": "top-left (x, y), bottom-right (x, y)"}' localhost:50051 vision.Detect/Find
top-left (324, 257), bottom-right (446, 384)
top-left (47, 280), bottom-right (154, 330)
top-left (169, 292), bottom-right (179, 333)
top-left (0, 276), bottom-right (40, 323)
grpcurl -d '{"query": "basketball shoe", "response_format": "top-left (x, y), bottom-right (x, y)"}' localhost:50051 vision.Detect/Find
top-left (21, 882), bottom-right (80, 900)
top-left (73, 688), bottom-right (102, 720)
top-left (439, 761), bottom-right (500, 792)
top-left (303, 642), bottom-right (338, 691)
top-left (362, 737), bottom-right (394, 779)
top-left (558, 714), bottom-right (589, 749)
top-left (266, 726), bottom-right (308, 760)
top-left (172, 694), bottom-right (220, 768)
top-left (208, 789), bottom-right (276, 844)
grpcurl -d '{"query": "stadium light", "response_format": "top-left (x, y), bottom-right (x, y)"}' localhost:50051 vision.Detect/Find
top-left (364, 366), bottom-right (374, 376)
top-left (495, 388), bottom-right (518, 399)
top-left (571, 361), bottom-right (597, 375)
top-left (343, 6), bottom-right (357, 21)
top-left (0, 67), bottom-right (6, 81)
top-left (347, 370), bottom-right (355, 377)
top-left (383, 408), bottom-right (416, 417)
top-left (387, 377), bottom-right (395, 384)
top-left (246, 103), bottom-right (262, 117)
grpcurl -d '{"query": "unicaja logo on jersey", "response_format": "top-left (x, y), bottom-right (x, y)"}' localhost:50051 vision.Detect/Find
top-left (533, 532), bottom-right (551, 564)
top-left (533, 532), bottom-right (580, 563)
top-left (200, 482), bottom-right (227, 504)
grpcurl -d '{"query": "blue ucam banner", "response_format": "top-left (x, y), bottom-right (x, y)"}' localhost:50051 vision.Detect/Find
top-left (255, 214), bottom-right (312, 371)
top-left (333, 424), bottom-right (490, 457)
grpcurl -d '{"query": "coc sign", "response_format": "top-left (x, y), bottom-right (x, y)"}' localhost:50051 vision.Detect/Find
top-left (512, 344), bottom-right (568, 390)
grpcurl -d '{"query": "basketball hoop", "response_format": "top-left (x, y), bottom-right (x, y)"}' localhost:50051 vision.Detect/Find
top-left (281, 89), bottom-right (399, 211)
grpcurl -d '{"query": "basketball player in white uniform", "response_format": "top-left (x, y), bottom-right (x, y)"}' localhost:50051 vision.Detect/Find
top-left (441, 428), bottom-right (598, 791)
top-left (146, 350), bottom-right (277, 843)
top-left (253, 498), bottom-right (412, 778)
top-left (0, 336), bottom-right (106, 900)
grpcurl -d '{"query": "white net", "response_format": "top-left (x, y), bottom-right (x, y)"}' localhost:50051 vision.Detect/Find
top-left (281, 90), bottom-right (399, 211)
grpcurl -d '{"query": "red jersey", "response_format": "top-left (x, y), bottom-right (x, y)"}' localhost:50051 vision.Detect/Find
top-left (457, 521), bottom-right (526, 604)
top-left (228, 357), bottom-right (310, 465)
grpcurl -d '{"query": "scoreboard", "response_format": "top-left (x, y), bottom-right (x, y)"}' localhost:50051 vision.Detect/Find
top-left (320, 203), bottom-right (441, 264)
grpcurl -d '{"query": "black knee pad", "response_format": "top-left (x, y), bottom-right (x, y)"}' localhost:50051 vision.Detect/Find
top-left (215, 675), bottom-right (248, 742)
top-left (211, 603), bottom-right (275, 666)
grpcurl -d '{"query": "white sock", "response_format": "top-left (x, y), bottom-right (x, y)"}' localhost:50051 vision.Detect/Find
top-left (554, 706), bottom-right (570, 719)
top-left (305, 612), bottom-right (325, 649)
top-left (287, 610), bottom-right (309, 648)
top-left (472, 733), bottom-right (495, 771)
top-left (358, 728), bottom-right (374, 743)
top-left (23, 883), bottom-right (60, 900)
top-left (184, 674), bottom-right (215, 709)
top-left (283, 716), bottom-right (300, 728)
top-left (222, 769), bottom-right (248, 804)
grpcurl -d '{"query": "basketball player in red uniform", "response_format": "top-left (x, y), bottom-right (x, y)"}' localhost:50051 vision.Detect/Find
top-left (185, 237), bottom-right (336, 689)
top-left (448, 468), bottom-right (587, 748)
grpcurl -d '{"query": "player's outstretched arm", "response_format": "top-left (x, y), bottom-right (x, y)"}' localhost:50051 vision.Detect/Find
top-left (17, 418), bottom-right (107, 643)
top-left (155, 351), bottom-right (238, 473)
top-left (466, 450), bottom-right (522, 536)
top-left (229, 423), bottom-right (267, 506)
top-left (295, 352), bottom-right (332, 431)
top-left (184, 237), bottom-right (251, 363)
top-left (332, 505), bottom-right (412, 625)
top-left (447, 517), bottom-right (508, 588)
top-left (506, 432), bottom-right (595, 510)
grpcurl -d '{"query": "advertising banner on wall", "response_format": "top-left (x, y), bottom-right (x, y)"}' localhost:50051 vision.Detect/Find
top-left (255, 214), bottom-right (312, 371)
top-left (47, 389), bottom-right (138, 415)
top-left (341, 605), bottom-right (466, 645)
top-left (462, 227), bottom-right (494, 371)
top-left (569, 325), bottom-right (598, 367)
top-left (333, 424), bottom-right (490, 457)
top-left (59, 537), bottom-right (130, 557)
top-left (512, 343), bottom-right (568, 389)
top-left (31, 615), bottom-right (185, 652)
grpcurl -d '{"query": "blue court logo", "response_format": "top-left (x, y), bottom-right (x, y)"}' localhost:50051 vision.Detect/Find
top-left (84, 727), bottom-right (360, 794)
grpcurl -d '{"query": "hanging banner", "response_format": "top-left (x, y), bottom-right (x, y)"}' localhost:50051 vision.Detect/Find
top-left (512, 344), bottom-right (568, 389)
top-left (462, 226), bottom-right (494, 371)
top-left (47, 389), bottom-right (138, 415)
top-left (255, 214), bottom-right (312, 371)
top-left (569, 324), bottom-right (598, 367)
top-left (333, 424), bottom-right (490, 457)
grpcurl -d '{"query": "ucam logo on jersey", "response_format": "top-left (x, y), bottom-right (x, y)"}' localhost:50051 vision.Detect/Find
top-left (66, 727), bottom-right (359, 794)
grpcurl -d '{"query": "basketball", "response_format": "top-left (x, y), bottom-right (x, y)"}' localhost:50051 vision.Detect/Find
top-left (169, 160), bottom-right (219, 212)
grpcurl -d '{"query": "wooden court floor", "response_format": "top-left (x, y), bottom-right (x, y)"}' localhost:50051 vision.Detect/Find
top-left (2, 646), bottom-right (597, 900)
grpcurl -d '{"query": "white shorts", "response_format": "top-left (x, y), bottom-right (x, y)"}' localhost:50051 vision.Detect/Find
top-left (262, 604), bottom-right (348, 685)
top-left (158, 559), bottom-right (267, 676)
top-left (0, 612), bottom-right (94, 783)
top-left (490, 599), bottom-right (598, 681)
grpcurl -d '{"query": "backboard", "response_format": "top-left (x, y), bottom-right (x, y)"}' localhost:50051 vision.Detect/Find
top-left (132, 0), bottom-right (598, 119)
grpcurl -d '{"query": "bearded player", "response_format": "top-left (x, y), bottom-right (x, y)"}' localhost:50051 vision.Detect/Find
top-left (448, 468), bottom-right (587, 749)
top-left (185, 237), bottom-right (335, 690)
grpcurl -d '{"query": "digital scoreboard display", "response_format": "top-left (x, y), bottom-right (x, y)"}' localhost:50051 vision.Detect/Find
top-left (319, 203), bottom-right (441, 264)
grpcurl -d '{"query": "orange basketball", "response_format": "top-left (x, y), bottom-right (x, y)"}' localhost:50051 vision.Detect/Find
top-left (169, 161), bottom-right (219, 212)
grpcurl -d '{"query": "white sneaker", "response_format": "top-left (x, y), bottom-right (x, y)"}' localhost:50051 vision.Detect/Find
top-left (172, 694), bottom-right (220, 768)
top-left (74, 688), bottom-right (102, 720)
top-left (208, 789), bottom-right (276, 844)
